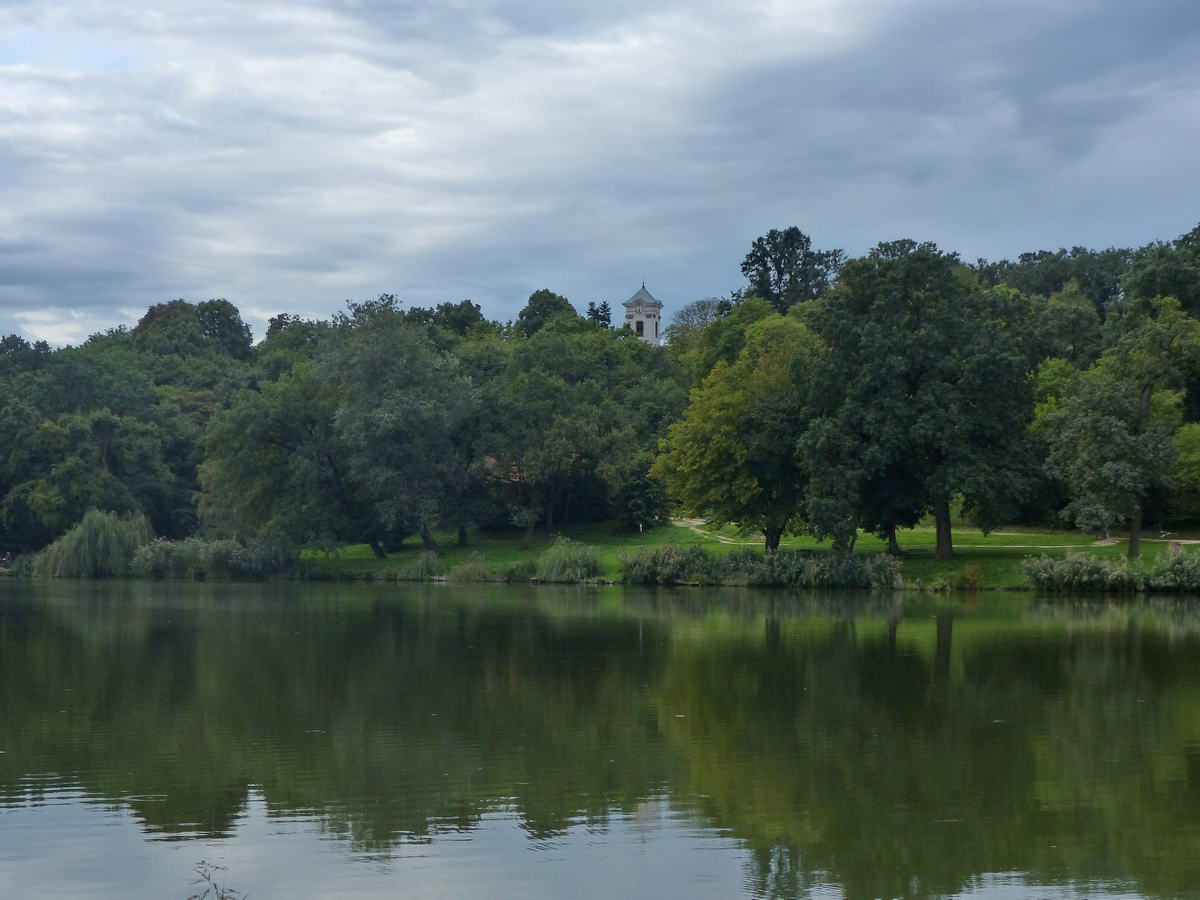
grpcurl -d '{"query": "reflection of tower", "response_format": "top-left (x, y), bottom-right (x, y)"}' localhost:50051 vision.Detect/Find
top-left (622, 284), bottom-right (663, 345)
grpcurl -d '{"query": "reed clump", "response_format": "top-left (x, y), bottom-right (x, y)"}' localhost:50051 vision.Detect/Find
top-left (618, 545), bottom-right (900, 589)
top-left (377, 550), bottom-right (446, 582)
top-left (449, 553), bottom-right (491, 583)
top-left (617, 545), bottom-right (712, 585)
top-left (1025, 546), bottom-right (1200, 593)
top-left (499, 558), bottom-right (537, 583)
top-left (535, 536), bottom-right (601, 583)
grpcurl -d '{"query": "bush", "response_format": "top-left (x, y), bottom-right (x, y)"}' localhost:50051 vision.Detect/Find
top-left (952, 565), bottom-right (984, 591)
top-left (1021, 549), bottom-right (1200, 593)
top-left (33, 509), bottom-right (154, 578)
top-left (1023, 554), bottom-right (1134, 592)
top-left (376, 551), bottom-right (445, 582)
top-left (536, 537), bottom-right (601, 583)
top-left (755, 550), bottom-right (900, 589)
top-left (449, 553), bottom-right (491, 583)
top-left (618, 545), bottom-right (714, 585)
top-left (618, 545), bottom-right (900, 589)
top-left (406, 550), bottom-right (444, 580)
top-left (132, 537), bottom-right (294, 580)
top-left (499, 558), bottom-right (537, 583)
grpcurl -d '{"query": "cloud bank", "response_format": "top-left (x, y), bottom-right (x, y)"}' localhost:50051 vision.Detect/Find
top-left (2, 0), bottom-right (1199, 341)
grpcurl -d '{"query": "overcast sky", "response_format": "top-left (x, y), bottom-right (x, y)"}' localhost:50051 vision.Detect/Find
top-left (2, 0), bottom-right (1199, 343)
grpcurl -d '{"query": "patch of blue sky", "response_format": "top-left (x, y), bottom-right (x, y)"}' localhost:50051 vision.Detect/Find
top-left (0, 29), bottom-right (142, 70)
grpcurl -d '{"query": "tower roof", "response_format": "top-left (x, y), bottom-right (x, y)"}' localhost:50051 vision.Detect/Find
top-left (624, 284), bottom-right (661, 307)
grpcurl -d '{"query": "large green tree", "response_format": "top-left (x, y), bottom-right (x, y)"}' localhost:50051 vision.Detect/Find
top-left (473, 315), bottom-right (684, 545)
top-left (516, 289), bottom-right (576, 337)
top-left (654, 313), bottom-right (814, 552)
top-left (198, 361), bottom-right (385, 553)
top-left (201, 298), bottom-right (479, 557)
top-left (323, 297), bottom-right (478, 553)
top-left (802, 242), bottom-right (1036, 558)
top-left (0, 337), bottom-right (198, 549)
top-left (1040, 296), bottom-right (1200, 557)
top-left (739, 227), bottom-right (844, 313)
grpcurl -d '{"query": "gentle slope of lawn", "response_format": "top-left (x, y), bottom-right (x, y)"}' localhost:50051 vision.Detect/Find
top-left (305, 520), bottom-right (1159, 589)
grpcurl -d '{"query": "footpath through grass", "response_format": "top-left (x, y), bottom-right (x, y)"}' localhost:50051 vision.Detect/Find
top-left (305, 520), bottom-right (1160, 590)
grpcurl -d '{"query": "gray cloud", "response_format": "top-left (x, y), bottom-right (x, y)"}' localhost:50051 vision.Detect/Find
top-left (1, 0), bottom-right (1198, 342)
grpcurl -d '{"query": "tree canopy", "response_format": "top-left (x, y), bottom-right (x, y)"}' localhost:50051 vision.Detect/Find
top-left (5, 220), bottom-right (1200, 562)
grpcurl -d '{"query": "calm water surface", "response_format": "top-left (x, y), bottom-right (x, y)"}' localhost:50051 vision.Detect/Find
top-left (0, 580), bottom-right (1198, 898)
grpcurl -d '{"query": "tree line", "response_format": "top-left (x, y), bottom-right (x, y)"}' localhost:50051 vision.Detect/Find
top-left (659, 225), bottom-right (1200, 558)
top-left (4, 222), bottom-right (1200, 561)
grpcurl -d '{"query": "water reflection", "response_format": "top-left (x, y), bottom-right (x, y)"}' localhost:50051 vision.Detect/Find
top-left (0, 581), bottom-right (1198, 898)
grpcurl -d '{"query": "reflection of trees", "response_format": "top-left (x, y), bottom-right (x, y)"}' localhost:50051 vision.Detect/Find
top-left (5, 583), bottom-right (1200, 898)
top-left (659, 613), bottom-right (1200, 900)
top-left (0, 582), bottom-right (676, 849)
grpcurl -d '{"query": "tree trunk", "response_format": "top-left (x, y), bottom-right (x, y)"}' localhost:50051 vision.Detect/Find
top-left (764, 528), bottom-right (782, 555)
top-left (521, 514), bottom-right (536, 550)
top-left (1129, 502), bottom-right (1143, 560)
top-left (886, 524), bottom-right (901, 557)
top-left (368, 539), bottom-right (387, 560)
top-left (457, 525), bottom-right (469, 547)
top-left (933, 497), bottom-right (953, 559)
top-left (419, 523), bottom-right (443, 556)
top-left (545, 487), bottom-right (556, 532)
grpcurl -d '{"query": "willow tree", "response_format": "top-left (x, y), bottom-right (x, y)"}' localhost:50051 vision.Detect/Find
top-left (32, 509), bottom-right (154, 577)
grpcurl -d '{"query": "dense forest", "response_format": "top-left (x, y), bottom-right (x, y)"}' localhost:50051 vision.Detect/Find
top-left (4, 222), bottom-right (1200, 566)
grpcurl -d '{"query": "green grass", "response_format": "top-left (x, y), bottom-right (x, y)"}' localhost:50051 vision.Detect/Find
top-left (302, 520), bottom-right (1167, 590)
top-left (306, 522), bottom-right (715, 581)
top-left (897, 534), bottom-right (1179, 589)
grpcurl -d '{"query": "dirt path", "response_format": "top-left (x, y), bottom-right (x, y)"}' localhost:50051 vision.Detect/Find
top-left (673, 518), bottom-right (760, 545)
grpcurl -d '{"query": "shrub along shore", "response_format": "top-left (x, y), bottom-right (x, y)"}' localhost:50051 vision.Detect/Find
top-left (11, 511), bottom-right (1200, 593)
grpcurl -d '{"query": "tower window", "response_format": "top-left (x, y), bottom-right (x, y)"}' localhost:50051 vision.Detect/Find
top-left (636, 320), bottom-right (644, 336)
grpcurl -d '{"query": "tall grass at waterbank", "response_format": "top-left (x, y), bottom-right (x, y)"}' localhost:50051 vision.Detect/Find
top-left (132, 537), bottom-right (294, 580)
top-left (1024, 546), bottom-right (1200, 592)
top-left (535, 537), bottom-right (602, 583)
top-left (32, 509), bottom-right (155, 578)
top-left (448, 553), bottom-right (491, 583)
top-left (618, 545), bottom-right (901, 589)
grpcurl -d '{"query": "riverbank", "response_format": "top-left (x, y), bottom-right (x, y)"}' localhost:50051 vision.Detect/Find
top-left (305, 521), bottom-right (1183, 590)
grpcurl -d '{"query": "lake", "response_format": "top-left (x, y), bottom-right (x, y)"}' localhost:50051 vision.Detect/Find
top-left (0, 580), bottom-right (1197, 899)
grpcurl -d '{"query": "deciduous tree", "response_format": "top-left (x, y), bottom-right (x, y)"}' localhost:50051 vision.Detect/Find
top-left (654, 313), bottom-right (814, 553)
top-left (803, 242), bottom-right (1035, 558)
top-left (1041, 296), bottom-right (1200, 557)
top-left (739, 227), bottom-right (843, 313)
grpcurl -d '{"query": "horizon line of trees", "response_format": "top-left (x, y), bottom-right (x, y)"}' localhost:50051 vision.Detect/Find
top-left (4, 221), bottom-right (1200, 562)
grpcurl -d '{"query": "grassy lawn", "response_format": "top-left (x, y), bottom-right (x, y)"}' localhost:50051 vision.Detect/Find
top-left (304, 519), bottom-right (1165, 590)
top-left (307, 521), bottom-right (719, 581)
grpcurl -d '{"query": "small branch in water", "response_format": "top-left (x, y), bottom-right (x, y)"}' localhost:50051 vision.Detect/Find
top-left (188, 860), bottom-right (246, 900)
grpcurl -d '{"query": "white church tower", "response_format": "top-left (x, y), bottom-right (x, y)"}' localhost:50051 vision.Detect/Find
top-left (623, 284), bottom-right (663, 345)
